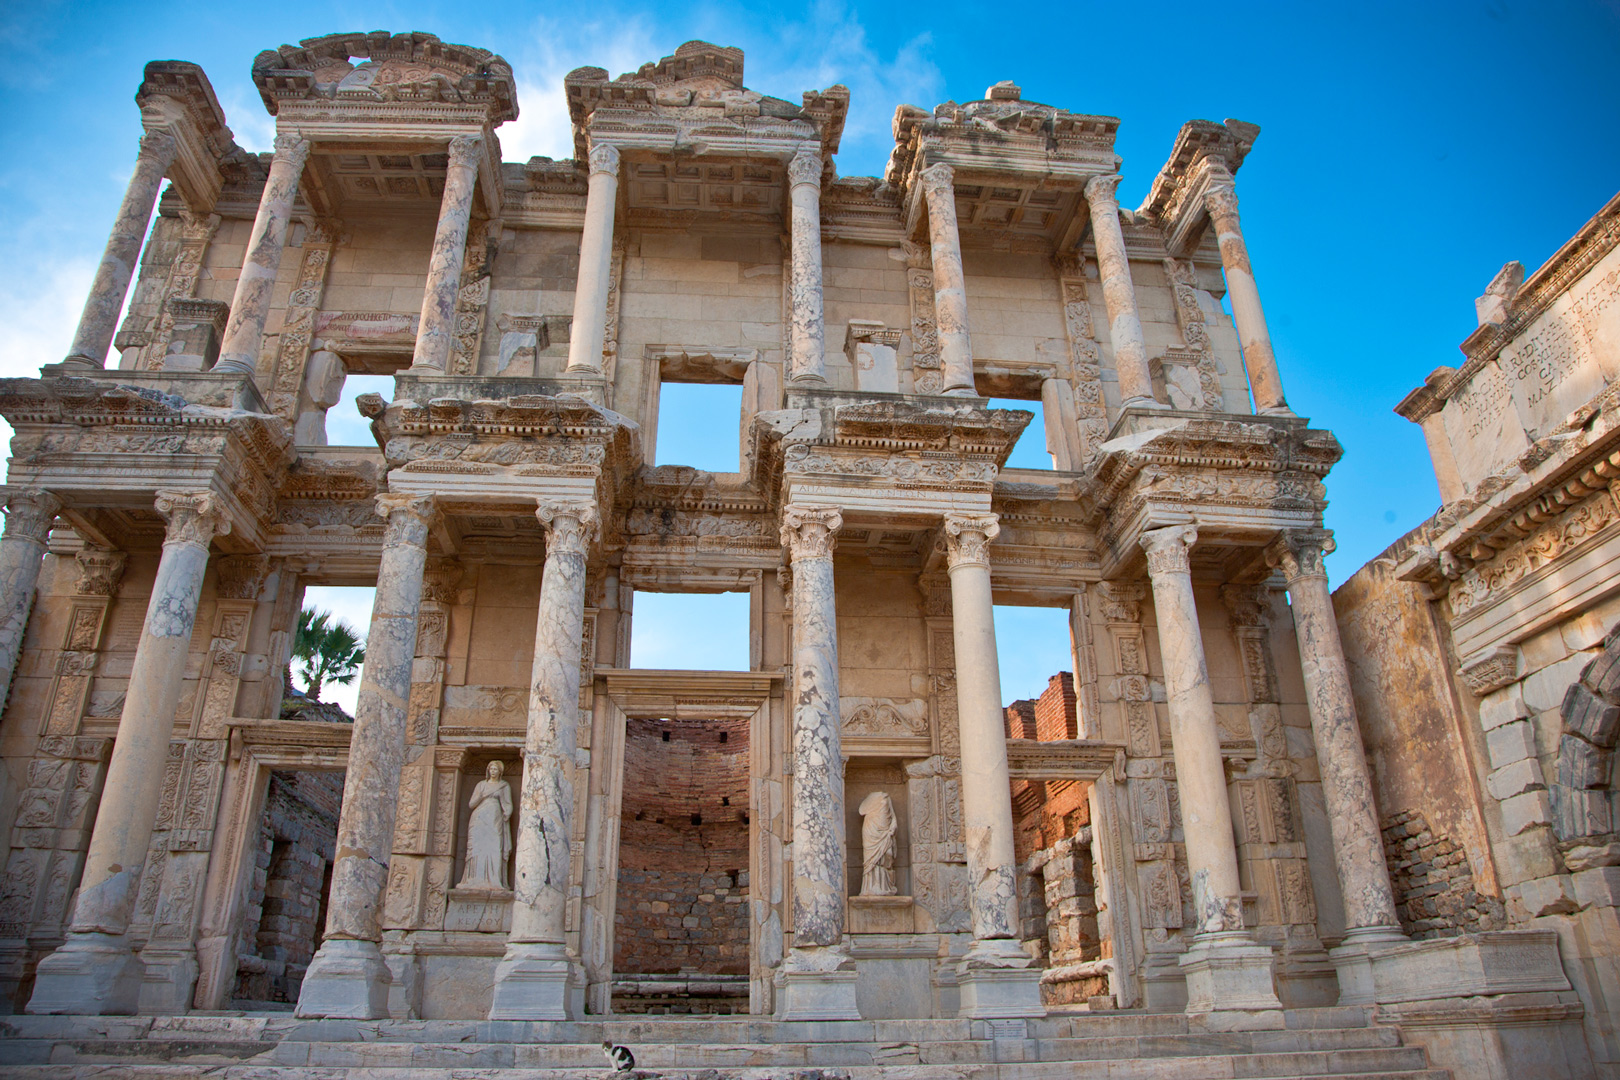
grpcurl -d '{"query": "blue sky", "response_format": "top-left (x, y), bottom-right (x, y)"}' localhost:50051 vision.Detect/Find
top-left (3, 1), bottom-right (1616, 710)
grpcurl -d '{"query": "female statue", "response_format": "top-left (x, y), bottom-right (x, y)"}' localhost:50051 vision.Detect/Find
top-left (858, 790), bottom-right (898, 896)
top-left (459, 759), bottom-right (513, 889)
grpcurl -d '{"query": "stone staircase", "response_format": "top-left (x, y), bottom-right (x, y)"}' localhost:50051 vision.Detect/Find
top-left (0, 1007), bottom-right (1450, 1079)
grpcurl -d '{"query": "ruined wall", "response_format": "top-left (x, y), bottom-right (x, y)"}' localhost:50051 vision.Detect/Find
top-left (614, 715), bottom-right (749, 976)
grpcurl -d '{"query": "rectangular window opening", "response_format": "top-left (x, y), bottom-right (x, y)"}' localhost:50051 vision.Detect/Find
top-left (296, 585), bottom-right (377, 718)
top-left (986, 396), bottom-right (1053, 470)
top-left (629, 590), bottom-right (750, 671)
top-left (654, 382), bottom-right (744, 473)
top-left (993, 604), bottom-right (1074, 722)
top-left (324, 373), bottom-right (395, 447)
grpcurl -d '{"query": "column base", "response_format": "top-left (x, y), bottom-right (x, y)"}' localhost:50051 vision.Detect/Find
top-left (59, 354), bottom-right (104, 372)
top-left (1120, 395), bottom-right (1170, 410)
top-left (1259, 403), bottom-right (1297, 418)
top-left (1328, 924), bottom-right (1408, 1006)
top-left (26, 932), bottom-right (143, 1015)
top-left (135, 944), bottom-right (199, 1015)
top-left (295, 938), bottom-right (392, 1019)
top-left (1180, 931), bottom-right (1283, 1030)
top-left (956, 938), bottom-right (1043, 1018)
top-left (774, 944), bottom-right (860, 1021)
top-left (488, 942), bottom-right (579, 1020)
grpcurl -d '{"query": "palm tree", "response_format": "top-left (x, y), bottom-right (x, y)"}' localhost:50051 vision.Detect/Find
top-left (293, 607), bottom-right (366, 703)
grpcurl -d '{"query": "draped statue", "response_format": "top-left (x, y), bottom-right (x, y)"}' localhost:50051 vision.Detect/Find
top-left (459, 759), bottom-right (513, 889)
top-left (858, 790), bottom-right (898, 896)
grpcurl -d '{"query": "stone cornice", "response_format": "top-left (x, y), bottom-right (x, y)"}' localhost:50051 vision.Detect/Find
top-left (1137, 118), bottom-right (1259, 225)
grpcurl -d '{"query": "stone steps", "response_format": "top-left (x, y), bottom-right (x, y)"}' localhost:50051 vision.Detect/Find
top-left (0, 1009), bottom-right (1452, 1080)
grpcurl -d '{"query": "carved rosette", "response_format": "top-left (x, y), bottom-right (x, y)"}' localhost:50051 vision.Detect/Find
top-left (1266, 529), bottom-right (1334, 585)
top-left (74, 548), bottom-right (126, 596)
top-left (1083, 172), bottom-right (1122, 211)
top-left (787, 146), bottom-right (821, 189)
top-left (536, 501), bottom-right (599, 557)
top-left (3, 490), bottom-right (62, 543)
top-left (942, 513), bottom-right (999, 570)
top-left (153, 490), bottom-right (231, 548)
top-left (780, 506), bottom-right (842, 562)
top-left (587, 142), bottom-right (621, 178)
top-left (213, 554), bottom-right (269, 601)
top-left (1139, 524), bottom-right (1196, 578)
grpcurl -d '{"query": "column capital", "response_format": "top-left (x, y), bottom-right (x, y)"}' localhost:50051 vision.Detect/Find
top-left (2, 490), bottom-right (62, 543)
top-left (136, 128), bottom-right (179, 166)
top-left (374, 493), bottom-right (438, 550)
top-left (271, 132), bottom-right (313, 168)
top-left (919, 162), bottom-right (955, 202)
top-left (587, 142), bottom-right (621, 178)
top-left (1218, 582), bottom-right (1272, 628)
top-left (446, 134), bottom-right (483, 170)
top-left (1265, 528), bottom-right (1334, 583)
top-left (1204, 183), bottom-right (1240, 222)
top-left (1083, 172), bottom-right (1122, 208)
top-left (1139, 523), bottom-right (1197, 578)
top-left (781, 505), bottom-right (842, 561)
top-left (943, 512), bottom-right (1000, 569)
top-left (74, 547), bottom-right (127, 596)
top-left (536, 501), bottom-right (599, 556)
top-left (154, 489), bottom-right (231, 547)
top-left (214, 553), bottom-right (270, 600)
top-left (787, 146), bottom-right (822, 188)
top-left (421, 557), bottom-right (464, 604)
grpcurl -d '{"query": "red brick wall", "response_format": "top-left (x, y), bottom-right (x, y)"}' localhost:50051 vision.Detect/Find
top-left (614, 715), bottom-right (750, 975)
top-left (1006, 672), bottom-right (1087, 864)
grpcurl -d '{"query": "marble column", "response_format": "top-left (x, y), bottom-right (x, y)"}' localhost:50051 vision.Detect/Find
top-left (296, 493), bottom-right (435, 1019)
top-left (565, 143), bottom-right (621, 376)
top-left (410, 135), bottom-right (483, 373)
top-left (63, 131), bottom-right (178, 370)
top-left (774, 505), bottom-right (859, 1020)
top-left (214, 133), bottom-right (312, 377)
top-left (490, 500), bottom-right (596, 1020)
top-left (942, 512), bottom-right (1043, 1017)
top-left (919, 164), bottom-right (976, 396)
top-left (1084, 174), bottom-right (1157, 409)
top-left (787, 145), bottom-right (827, 384)
top-left (1139, 524), bottom-right (1281, 1025)
top-left (27, 490), bottom-right (230, 1015)
top-left (1204, 184), bottom-right (1289, 414)
top-left (1268, 530), bottom-right (1404, 998)
top-left (0, 490), bottom-right (61, 701)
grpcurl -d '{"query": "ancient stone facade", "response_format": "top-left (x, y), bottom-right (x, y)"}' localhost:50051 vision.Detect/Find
top-left (0, 26), bottom-right (1598, 1079)
top-left (1336, 190), bottom-right (1620, 1077)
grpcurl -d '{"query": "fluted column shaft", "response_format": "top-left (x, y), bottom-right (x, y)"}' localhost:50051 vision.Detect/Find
top-left (490, 502), bottom-right (596, 1020)
top-left (1205, 185), bottom-right (1288, 413)
top-left (1139, 525), bottom-right (1245, 936)
top-left (28, 490), bottom-right (228, 1015)
top-left (0, 491), bottom-right (61, 699)
top-left (410, 135), bottom-right (483, 372)
top-left (787, 146), bottom-right (827, 384)
top-left (296, 494), bottom-right (434, 1019)
top-left (215, 134), bottom-right (312, 376)
top-left (941, 514), bottom-right (1022, 947)
top-left (782, 506), bottom-right (848, 950)
top-left (65, 131), bottom-right (178, 368)
top-left (920, 164), bottom-right (976, 395)
top-left (1270, 531), bottom-right (1401, 936)
top-left (565, 144), bottom-right (621, 375)
top-left (1084, 174), bottom-right (1156, 408)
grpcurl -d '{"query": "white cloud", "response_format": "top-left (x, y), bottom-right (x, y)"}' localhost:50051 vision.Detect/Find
top-left (498, 16), bottom-right (663, 162)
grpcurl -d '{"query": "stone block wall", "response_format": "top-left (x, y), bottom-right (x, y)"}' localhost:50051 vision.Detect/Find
top-left (1381, 808), bottom-right (1506, 938)
top-left (232, 769), bottom-right (342, 1003)
top-left (614, 715), bottom-right (749, 976)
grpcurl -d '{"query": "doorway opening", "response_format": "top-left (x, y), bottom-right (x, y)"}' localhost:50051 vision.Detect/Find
top-left (230, 768), bottom-right (344, 1008)
top-left (612, 714), bottom-right (750, 1014)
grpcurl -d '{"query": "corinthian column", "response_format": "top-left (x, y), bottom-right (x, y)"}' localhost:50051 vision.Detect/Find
top-left (64, 131), bottom-right (178, 370)
top-left (787, 146), bottom-right (827, 384)
top-left (565, 143), bottom-right (621, 376)
top-left (214, 133), bottom-right (312, 376)
top-left (1204, 184), bottom-right (1289, 414)
top-left (1083, 174), bottom-right (1157, 409)
top-left (491, 501), bottom-right (596, 1020)
top-left (1139, 524), bottom-right (1281, 1023)
top-left (296, 494), bottom-right (435, 1019)
top-left (410, 135), bottom-right (483, 373)
top-left (1268, 530), bottom-right (1403, 998)
top-left (919, 164), bottom-right (976, 396)
top-left (0, 490), bottom-right (61, 699)
top-left (941, 513), bottom-right (1043, 1017)
top-left (28, 490), bottom-right (229, 1015)
top-left (775, 505), bottom-right (859, 1021)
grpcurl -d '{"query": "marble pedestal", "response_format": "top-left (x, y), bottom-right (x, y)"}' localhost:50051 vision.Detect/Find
top-left (295, 939), bottom-right (392, 1019)
top-left (775, 968), bottom-right (860, 1021)
top-left (1179, 932), bottom-right (1284, 1031)
top-left (26, 933), bottom-right (143, 1015)
top-left (136, 946), bottom-right (199, 1014)
top-left (488, 943), bottom-right (579, 1021)
top-left (957, 967), bottom-right (1044, 1019)
top-left (1327, 925), bottom-right (1409, 1006)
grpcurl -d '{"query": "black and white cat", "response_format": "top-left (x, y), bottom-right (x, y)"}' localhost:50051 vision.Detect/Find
top-left (602, 1040), bottom-right (636, 1072)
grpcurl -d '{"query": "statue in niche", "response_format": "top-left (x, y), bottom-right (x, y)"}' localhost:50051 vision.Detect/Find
top-left (459, 760), bottom-right (513, 890)
top-left (858, 791), bottom-right (898, 896)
